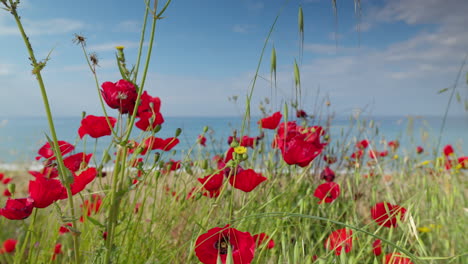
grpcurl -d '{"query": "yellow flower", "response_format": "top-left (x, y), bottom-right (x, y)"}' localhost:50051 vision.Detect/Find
top-left (234, 146), bottom-right (247, 155)
top-left (421, 160), bottom-right (431, 166)
top-left (417, 226), bottom-right (431, 233)
top-left (393, 154), bottom-right (399, 160)
top-left (115, 45), bottom-right (125, 51)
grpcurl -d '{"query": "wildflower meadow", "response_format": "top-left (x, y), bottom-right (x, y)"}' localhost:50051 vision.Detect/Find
top-left (0, 0), bottom-right (467, 263)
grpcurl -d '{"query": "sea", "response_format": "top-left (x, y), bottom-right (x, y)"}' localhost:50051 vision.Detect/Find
top-left (0, 115), bottom-right (467, 169)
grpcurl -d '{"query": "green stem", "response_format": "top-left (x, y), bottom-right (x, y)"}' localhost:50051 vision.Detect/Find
top-left (8, 2), bottom-right (80, 263)
top-left (123, 0), bottom-right (160, 143)
top-left (133, 0), bottom-right (150, 82)
top-left (434, 54), bottom-right (467, 159)
top-left (14, 209), bottom-right (37, 264)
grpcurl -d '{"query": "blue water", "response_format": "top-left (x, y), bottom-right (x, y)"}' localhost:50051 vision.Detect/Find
top-left (0, 115), bottom-right (466, 164)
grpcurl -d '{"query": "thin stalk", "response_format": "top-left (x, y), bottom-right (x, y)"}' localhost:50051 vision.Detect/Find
top-left (124, 0), bottom-right (160, 143)
top-left (434, 54), bottom-right (468, 159)
top-left (133, 0), bottom-right (150, 82)
top-left (240, 0), bottom-right (290, 137)
top-left (8, 2), bottom-right (80, 263)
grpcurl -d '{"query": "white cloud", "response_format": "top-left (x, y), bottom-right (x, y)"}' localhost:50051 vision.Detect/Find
top-left (0, 64), bottom-right (13, 75)
top-left (374, 0), bottom-right (468, 25)
top-left (232, 24), bottom-right (255, 34)
top-left (0, 17), bottom-right (84, 36)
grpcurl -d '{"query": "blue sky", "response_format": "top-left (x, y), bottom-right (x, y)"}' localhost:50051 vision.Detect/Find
top-left (1, 0), bottom-right (467, 117)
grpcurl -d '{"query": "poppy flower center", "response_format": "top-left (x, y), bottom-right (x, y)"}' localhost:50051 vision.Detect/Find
top-left (214, 238), bottom-right (230, 255)
top-left (117, 92), bottom-right (128, 100)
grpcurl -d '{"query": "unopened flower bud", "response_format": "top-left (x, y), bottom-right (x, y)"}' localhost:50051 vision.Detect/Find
top-left (7, 184), bottom-right (15, 195)
top-left (154, 152), bottom-right (160, 163)
top-left (202, 159), bottom-right (208, 170)
top-left (152, 125), bottom-right (162, 133)
top-left (175, 128), bottom-right (182, 137)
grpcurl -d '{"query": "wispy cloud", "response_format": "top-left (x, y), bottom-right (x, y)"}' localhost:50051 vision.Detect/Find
top-left (0, 64), bottom-right (12, 76)
top-left (0, 17), bottom-right (84, 36)
top-left (232, 24), bottom-right (255, 34)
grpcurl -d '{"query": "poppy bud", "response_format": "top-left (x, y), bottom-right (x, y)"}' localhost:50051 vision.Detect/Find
top-left (203, 126), bottom-right (209, 133)
top-left (152, 124), bottom-right (162, 133)
top-left (241, 153), bottom-right (248, 160)
top-left (102, 151), bottom-right (111, 164)
top-left (154, 152), bottom-right (160, 163)
top-left (7, 184), bottom-right (15, 195)
top-left (202, 159), bottom-right (208, 170)
top-left (175, 128), bottom-right (182, 137)
top-left (185, 166), bottom-right (194, 175)
top-left (154, 171), bottom-right (161, 179)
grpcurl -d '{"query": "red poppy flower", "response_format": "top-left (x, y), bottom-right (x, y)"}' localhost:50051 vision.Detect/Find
top-left (135, 111), bottom-right (165, 131)
top-left (228, 169), bottom-right (267, 192)
top-left (224, 147), bottom-right (235, 163)
top-left (240, 136), bottom-right (256, 148)
top-left (253, 233), bottom-right (275, 249)
top-left (59, 223), bottom-right (72, 235)
top-left (63, 153), bottom-right (93, 172)
top-left (137, 91), bottom-right (162, 115)
top-left (385, 253), bottom-right (413, 264)
top-left (416, 146), bottom-right (424, 154)
top-left (371, 202), bottom-right (407, 228)
top-left (379, 150), bottom-right (389, 157)
top-left (35, 141), bottom-right (74, 161)
top-left (372, 239), bottom-right (382, 256)
top-left (3, 189), bottom-right (11, 197)
top-left (68, 167), bottom-right (97, 196)
top-left (141, 137), bottom-right (179, 154)
top-left (29, 176), bottom-right (65, 208)
top-left (443, 144), bottom-right (454, 156)
top-left (324, 228), bottom-right (353, 255)
top-left (198, 135), bottom-right (207, 146)
top-left (313, 182), bottom-right (340, 203)
top-left (3, 239), bottom-right (17, 253)
top-left (357, 139), bottom-right (369, 149)
top-left (296, 109), bottom-right (307, 118)
top-left (0, 197), bottom-right (34, 220)
top-left (458, 156), bottom-right (468, 169)
top-left (2, 177), bottom-right (12, 184)
top-left (80, 194), bottom-right (102, 221)
top-left (320, 167), bottom-right (335, 182)
top-left (0, 173), bottom-right (4, 181)
top-left (259, 111), bottom-right (282, 130)
top-left (52, 243), bottom-right (62, 260)
top-left (350, 149), bottom-right (363, 160)
top-left (369, 150), bottom-right (377, 159)
top-left (323, 155), bottom-right (337, 164)
top-left (198, 172), bottom-right (224, 192)
top-left (280, 135), bottom-right (325, 167)
top-left (78, 115), bottom-right (116, 139)
top-left (195, 225), bottom-right (255, 264)
top-left (162, 159), bottom-right (181, 173)
top-left (101, 79), bottom-right (138, 114)
top-left (388, 140), bottom-right (400, 151)
top-left (29, 167), bottom-right (59, 179)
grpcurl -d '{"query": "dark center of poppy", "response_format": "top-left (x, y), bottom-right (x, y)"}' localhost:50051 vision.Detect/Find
top-left (214, 239), bottom-right (230, 255)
